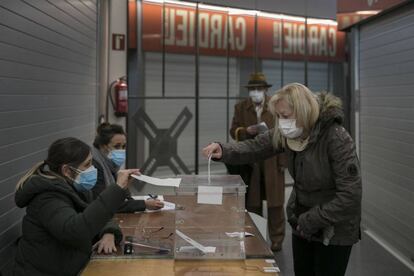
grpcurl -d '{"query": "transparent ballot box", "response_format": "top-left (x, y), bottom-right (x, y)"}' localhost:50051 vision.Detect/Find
top-left (94, 211), bottom-right (176, 259)
top-left (174, 175), bottom-right (246, 260)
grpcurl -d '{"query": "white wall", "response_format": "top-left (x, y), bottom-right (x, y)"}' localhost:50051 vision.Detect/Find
top-left (106, 0), bottom-right (127, 127)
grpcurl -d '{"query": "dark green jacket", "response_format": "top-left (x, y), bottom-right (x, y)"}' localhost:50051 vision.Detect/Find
top-left (92, 160), bottom-right (146, 213)
top-left (220, 93), bottom-right (362, 245)
top-left (91, 147), bottom-right (146, 213)
top-left (13, 175), bottom-right (127, 275)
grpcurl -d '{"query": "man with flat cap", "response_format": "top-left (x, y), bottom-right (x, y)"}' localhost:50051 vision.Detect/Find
top-left (229, 72), bottom-right (286, 251)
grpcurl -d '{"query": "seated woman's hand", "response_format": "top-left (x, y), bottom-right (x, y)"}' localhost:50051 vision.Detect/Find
top-left (145, 199), bottom-right (164, 210)
top-left (94, 233), bottom-right (117, 254)
top-left (116, 169), bottom-right (140, 189)
top-left (202, 143), bottom-right (222, 159)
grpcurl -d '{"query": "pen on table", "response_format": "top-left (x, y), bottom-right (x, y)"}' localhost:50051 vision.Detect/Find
top-left (148, 194), bottom-right (158, 200)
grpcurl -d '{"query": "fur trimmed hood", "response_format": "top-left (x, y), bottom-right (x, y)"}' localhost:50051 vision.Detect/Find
top-left (309, 92), bottom-right (344, 143)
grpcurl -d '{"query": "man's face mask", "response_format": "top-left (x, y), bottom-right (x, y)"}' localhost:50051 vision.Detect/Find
top-left (71, 165), bottom-right (98, 192)
top-left (108, 149), bottom-right (126, 167)
top-left (278, 119), bottom-right (303, 139)
top-left (249, 90), bottom-right (265, 103)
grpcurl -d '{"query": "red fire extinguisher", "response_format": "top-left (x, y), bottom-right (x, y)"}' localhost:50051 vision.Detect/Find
top-left (108, 76), bottom-right (128, 117)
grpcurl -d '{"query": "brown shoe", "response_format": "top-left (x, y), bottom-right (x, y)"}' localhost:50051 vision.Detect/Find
top-left (271, 243), bottom-right (282, 252)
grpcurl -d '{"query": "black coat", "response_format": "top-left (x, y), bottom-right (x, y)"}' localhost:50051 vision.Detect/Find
top-left (221, 93), bottom-right (362, 245)
top-left (92, 160), bottom-right (146, 213)
top-left (12, 175), bottom-right (127, 276)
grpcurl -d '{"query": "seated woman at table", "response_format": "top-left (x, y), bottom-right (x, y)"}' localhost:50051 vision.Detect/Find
top-left (92, 122), bottom-right (163, 212)
top-left (13, 137), bottom-right (140, 275)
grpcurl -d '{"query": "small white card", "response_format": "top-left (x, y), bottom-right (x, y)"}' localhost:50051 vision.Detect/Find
top-left (197, 186), bottom-right (223, 205)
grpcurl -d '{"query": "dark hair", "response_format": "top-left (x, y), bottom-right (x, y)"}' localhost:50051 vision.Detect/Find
top-left (46, 137), bottom-right (90, 173)
top-left (16, 137), bottom-right (90, 189)
top-left (93, 123), bottom-right (126, 148)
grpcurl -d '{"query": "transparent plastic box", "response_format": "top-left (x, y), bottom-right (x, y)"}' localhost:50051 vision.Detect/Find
top-left (173, 175), bottom-right (246, 260)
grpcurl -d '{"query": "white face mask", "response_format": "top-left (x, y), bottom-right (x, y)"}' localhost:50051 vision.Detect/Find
top-left (278, 119), bottom-right (303, 139)
top-left (249, 90), bottom-right (264, 103)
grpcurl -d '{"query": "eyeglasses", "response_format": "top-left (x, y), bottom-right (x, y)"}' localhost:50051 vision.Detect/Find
top-left (69, 166), bottom-right (82, 174)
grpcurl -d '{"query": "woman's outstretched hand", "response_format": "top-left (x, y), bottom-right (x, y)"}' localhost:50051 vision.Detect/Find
top-left (116, 169), bottom-right (140, 189)
top-left (202, 143), bottom-right (222, 159)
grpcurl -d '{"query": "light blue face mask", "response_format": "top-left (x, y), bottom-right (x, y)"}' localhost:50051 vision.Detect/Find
top-left (71, 165), bottom-right (97, 192)
top-left (108, 149), bottom-right (126, 167)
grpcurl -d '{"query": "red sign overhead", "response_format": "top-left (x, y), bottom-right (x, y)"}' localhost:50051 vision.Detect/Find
top-left (142, 2), bottom-right (346, 62)
top-left (337, 0), bottom-right (408, 30)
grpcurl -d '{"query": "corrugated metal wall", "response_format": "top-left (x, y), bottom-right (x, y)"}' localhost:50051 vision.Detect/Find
top-left (359, 3), bottom-right (414, 264)
top-left (0, 0), bottom-right (97, 270)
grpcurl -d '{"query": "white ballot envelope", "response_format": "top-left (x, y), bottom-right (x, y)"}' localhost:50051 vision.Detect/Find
top-left (132, 174), bottom-right (181, 187)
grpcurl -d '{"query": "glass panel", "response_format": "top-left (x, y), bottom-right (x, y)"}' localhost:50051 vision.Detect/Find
top-left (308, 62), bottom-right (328, 92)
top-left (144, 52), bottom-right (162, 97)
top-left (137, 99), bottom-right (195, 177)
top-left (284, 60), bottom-right (305, 84)
top-left (262, 60), bottom-right (282, 96)
top-left (174, 175), bottom-right (246, 260)
top-left (198, 56), bottom-right (239, 98)
top-left (135, 0), bottom-right (346, 177)
top-left (199, 99), bottom-right (228, 174)
top-left (165, 53), bottom-right (196, 97)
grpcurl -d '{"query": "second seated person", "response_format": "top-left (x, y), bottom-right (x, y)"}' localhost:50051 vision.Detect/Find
top-left (91, 123), bottom-right (163, 212)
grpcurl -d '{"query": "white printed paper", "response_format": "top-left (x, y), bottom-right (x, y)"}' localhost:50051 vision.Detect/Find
top-left (225, 232), bottom-right (254, 238)
top-left (207, 154), bottom-right (212, 184)
top-left (177, 245), bottom-right (199, 253)
top-left (197, 186), bottom-right (223, 205)
top-left (175, 230), bottom-right (216, 253)
top-left (146, 201), bottom-right (176, 213)
top-left (131, 196), bottom-right (176, 212)
top-left (131, 174), bottom-right (181, 187)
top-left (263, 266), bottom-right (280, 273)
top-left (131, 195), bottom-right (165, 201)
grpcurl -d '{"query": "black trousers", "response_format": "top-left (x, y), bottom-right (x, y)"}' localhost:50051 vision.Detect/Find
top-left (292, 234), bottom-right (353, 276)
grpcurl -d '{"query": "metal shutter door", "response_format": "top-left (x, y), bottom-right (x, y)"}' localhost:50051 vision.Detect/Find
top-left (359, 3), bottom-right (414, 264)
top-left (0, 0), bottom-right (97, 269)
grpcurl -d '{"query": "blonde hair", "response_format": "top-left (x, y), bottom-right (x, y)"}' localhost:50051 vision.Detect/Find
top-left (268, 83), bottom-right (320, 149)
top-left (15, 161), bottom-right (60, 191)
top-left (15, 137), bottom-right (91, 191)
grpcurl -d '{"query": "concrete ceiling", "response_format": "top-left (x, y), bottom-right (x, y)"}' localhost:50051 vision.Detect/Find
top-left (183, 0), bottom-right (337, 19)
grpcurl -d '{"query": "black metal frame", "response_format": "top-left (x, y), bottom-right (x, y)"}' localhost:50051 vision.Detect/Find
top-left (128, 0), bottom-right (340, 174)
